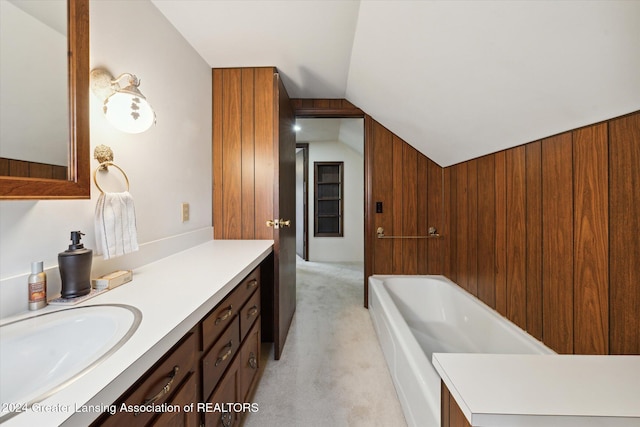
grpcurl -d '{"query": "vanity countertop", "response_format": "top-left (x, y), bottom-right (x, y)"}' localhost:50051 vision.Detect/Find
top-left (1, 239), bottom-right (273, 427)
top-left (433, 352), bottom-right (640, 427)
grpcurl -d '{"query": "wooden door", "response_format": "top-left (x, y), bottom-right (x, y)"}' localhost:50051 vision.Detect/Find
top-left (212, 67), bottom-right (296, 360)
top-left (273, 74), bottom-right (296, 360)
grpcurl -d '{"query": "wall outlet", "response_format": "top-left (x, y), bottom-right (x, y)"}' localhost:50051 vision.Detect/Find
top-left (181, 202), bottom-right (190, 222)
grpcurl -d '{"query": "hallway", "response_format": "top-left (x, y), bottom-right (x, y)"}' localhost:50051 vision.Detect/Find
top-left (244, 259), bottom-right (406, 427)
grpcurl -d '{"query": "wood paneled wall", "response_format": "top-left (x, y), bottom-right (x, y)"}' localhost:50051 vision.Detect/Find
top-left (291, 99), bottom-right (364, 118)
top-left (289, 98), bottom-right (638, 354)
top-left (443, 111), bottom-right (640, 355)
top-left (609, 113), bottom-right (640, 355)
top-left (212, 67), bottom-right (276, 240)
top-left (0, 157), bottom-right (67, 180)
top-left (366, 117), bottom-right (443, 280)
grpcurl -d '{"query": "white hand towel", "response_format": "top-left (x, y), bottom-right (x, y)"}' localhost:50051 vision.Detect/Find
top-left (95, 191), bottom-right (139, 260)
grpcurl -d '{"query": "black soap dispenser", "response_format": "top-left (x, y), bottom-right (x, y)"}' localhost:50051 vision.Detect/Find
top-left (59, 231), bottom-right (93, 298)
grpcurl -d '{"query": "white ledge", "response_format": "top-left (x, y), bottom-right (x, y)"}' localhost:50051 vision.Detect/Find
top-left (433, 353), bottom-right (640, 427)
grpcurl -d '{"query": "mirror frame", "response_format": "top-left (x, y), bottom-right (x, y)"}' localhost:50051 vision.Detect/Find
top-left (0, 0), bottom-right (90, 200)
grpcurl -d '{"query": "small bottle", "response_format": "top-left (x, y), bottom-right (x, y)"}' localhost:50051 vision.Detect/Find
top-left (28, 261), bottom-right (47, 310)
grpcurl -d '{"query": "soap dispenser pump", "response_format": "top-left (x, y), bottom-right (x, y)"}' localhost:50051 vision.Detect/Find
top-left (58, 231), bottom-right (93, 298)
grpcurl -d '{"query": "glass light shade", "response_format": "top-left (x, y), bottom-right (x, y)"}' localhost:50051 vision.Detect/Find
top-left (103, 87), bottom-right (155, 134)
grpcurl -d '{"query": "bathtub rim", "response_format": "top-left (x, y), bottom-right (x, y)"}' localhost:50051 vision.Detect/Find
top-left (368, 274), bottom-right (556, 427)
top-left (368, 275), bottom-right (443, 426)
top-left (369, 274), bottom-right (555, 356)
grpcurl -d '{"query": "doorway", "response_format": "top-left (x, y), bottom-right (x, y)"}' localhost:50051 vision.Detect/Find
top-left (294, 118), bottom-right (364, 265)
top-left (295, 143), bottom-right (309, 260)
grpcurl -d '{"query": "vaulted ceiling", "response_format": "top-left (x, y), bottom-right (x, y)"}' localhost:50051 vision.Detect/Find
top-left (151, 0), bottom-right (640, 167)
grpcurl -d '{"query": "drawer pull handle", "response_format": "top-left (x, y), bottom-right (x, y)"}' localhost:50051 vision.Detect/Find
top-left (215, 341), bottom-right (233, 367)
top-left (135, 365), bottom-right (179, 416)
top-left (215, 305), bottom-right (233, 325)
top-left (221, 412), bottom-right (233, 427)
top-left (249, 352), bottom-right (258, 369)
top-left (247, 306), bottom-right (259, 317)
top-left (247, 279), bottom-right (258, 289)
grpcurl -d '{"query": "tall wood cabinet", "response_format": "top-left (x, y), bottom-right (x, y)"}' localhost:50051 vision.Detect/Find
top-left (212, 66), bottom-right (296, 360)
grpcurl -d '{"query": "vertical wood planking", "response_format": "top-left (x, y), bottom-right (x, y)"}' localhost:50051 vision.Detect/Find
top-left (402, 144), bottom-right (418, 274)
top-left (609, 113), bottom-right (640, 354)
top-left (573, 123), bottom-right (609, 354)
top-left (494, 151), bottom-right (507, 317)
top-left (438, 111), bottom-right (639, 355)
top-left (542, 133), bottom-right (574, 354)
top-left (253, 68), bottom-right (275, 240)
top-left (477, 155), bottom-right (496, 308)
top-left (213, 67), bottom-right (274, 241)
top-left (240, 68), bottom-right (256, 239)
top-left (455, 163), bottom-right (468, 291)
top-left (212, 69), bottom-right (223, 239)
top-left (417, 153), bottom-right (429, 274)
top-left (441, 382), bottom-right (450, 427)
top-left (427, 159), bottom-right (444, 274)
top-left (525, 141), bottom-right (543, 340)
top-left (371, 120), bottom-right (394, 274)
top-left (221, 69), bottom-right (243, 238)
top-left (391, 135), bottom-right (404, 273)
top-left (444, 167), bottom-right (456, 281)
top-left (364, 116), bottom-right (374, 299)
top-left (467, 159), bottom-right (478, 296)
top-left (506, 146), bottom-right (527, 330)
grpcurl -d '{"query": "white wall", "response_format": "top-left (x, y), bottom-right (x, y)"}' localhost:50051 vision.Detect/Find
top-left (308, 140), bottom-right (363, 262)
top-left (0, 0), bottom-right (212, 318)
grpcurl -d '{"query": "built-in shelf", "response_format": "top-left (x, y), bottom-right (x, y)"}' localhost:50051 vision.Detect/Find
top-left (314, 162), bottom-right (344, 237)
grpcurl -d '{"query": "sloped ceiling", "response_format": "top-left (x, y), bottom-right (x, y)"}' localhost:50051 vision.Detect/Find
top-left (151, 0), bottom-right (640, 167)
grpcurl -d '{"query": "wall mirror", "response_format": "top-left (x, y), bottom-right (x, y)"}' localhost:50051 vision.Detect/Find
top-left (0, 0), bottom-right (90, 199)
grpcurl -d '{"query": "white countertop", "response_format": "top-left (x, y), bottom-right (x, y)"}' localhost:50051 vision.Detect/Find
top-left (1, 239), bottom-right (273, 427)
top-left (433, 353), bottom-right (640, 427)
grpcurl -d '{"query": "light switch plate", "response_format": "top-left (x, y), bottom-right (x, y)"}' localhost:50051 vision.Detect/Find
top-left (181, 202), bottom-right (190, 222)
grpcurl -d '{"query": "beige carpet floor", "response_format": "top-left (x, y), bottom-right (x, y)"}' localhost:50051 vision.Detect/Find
top-left (244, 258), bottom-right (407, 427)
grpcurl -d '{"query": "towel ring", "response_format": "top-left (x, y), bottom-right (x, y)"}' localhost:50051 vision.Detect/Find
top-left (93, 161), bottom-right (130, 194)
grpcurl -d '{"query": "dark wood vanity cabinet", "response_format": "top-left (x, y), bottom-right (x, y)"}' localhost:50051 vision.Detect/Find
top-left (93, 265), bottom-right (263, 427)
top-left (202, 267), bottom-right (262, 427)
top-left (441, 381), bottom-right (472, 427)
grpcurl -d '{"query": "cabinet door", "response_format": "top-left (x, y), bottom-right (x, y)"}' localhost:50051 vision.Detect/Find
top-left (150, 372), bottom-right (198, 427)
top-left (239, 319), bottom-right (261, 402)
top-left (240, 288), bottom-right (260, 340)
top-left (202, 317), bottom-right (240, 401)
top-left (204, 362), bottom-right (239, 427)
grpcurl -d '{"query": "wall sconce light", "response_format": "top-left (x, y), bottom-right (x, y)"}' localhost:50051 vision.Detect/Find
top-left (90, 68), bottom-right (156, 134)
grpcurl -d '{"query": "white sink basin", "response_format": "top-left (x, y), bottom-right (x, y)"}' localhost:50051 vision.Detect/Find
top-left (0, 304), bottom-right (141, 420)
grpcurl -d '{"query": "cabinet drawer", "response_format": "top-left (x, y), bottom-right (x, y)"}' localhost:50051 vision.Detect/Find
top-left (240, 266), bottom-right (260, 297)
top-left (202, 317), bottom-right (240, 400)
top-left (201, 266), bottom-right (260, 350)
top-left (240, 287), bottom-right (260, 340)
top-left (149, 371), bottom-right (198, 427)
top-left (98, 332), bottom-right (197, 426)
top-left (239, 318), bottom-right (261, 403)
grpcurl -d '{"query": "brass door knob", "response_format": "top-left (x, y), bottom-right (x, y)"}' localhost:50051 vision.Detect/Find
top-left (266, 219), bottom-right (291, 229)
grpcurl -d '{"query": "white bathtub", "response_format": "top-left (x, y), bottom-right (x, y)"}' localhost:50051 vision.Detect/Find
top-left (368, 275), bottom-right (554, 427)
